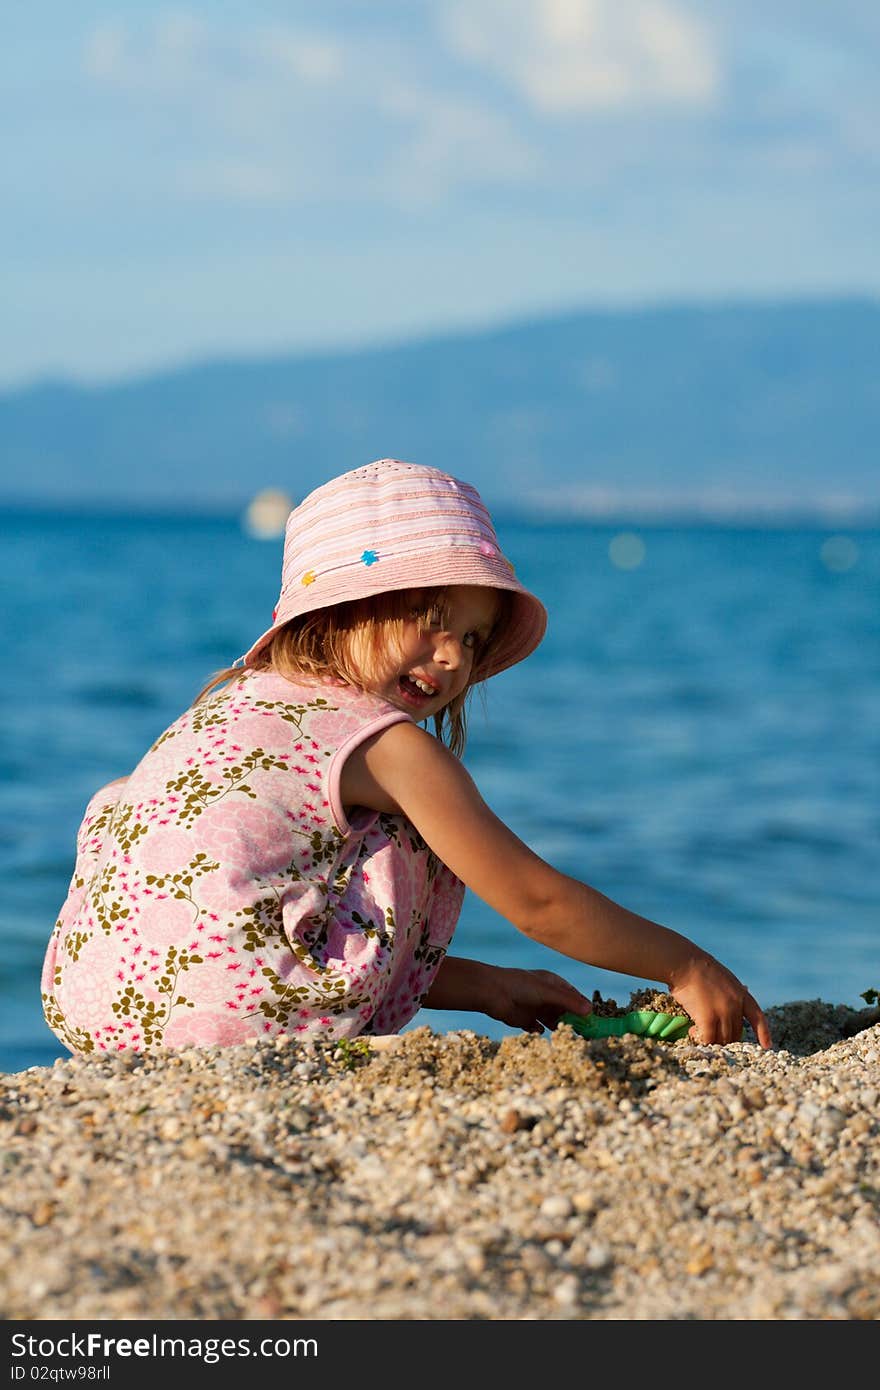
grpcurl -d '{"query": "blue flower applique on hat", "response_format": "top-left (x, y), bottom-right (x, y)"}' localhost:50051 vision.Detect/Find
top-left (361, 550), bottom-right (379, 566)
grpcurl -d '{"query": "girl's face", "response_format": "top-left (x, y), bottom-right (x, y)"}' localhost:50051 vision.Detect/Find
top-left (365, 585), bottom-right (500, 719)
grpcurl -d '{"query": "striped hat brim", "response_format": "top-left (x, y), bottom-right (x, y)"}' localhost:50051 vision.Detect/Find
top-left (242, 459), bottom-right (547, 680)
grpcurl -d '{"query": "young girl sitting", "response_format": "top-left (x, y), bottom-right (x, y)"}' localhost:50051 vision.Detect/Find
top-left (42, 458), bottom-right (772, 1055)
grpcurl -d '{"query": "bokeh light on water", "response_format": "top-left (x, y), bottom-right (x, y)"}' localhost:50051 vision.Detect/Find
top-left (820, 535), bottom-right (859, 572)
top-left (608, 531), bottom-right (646, 569)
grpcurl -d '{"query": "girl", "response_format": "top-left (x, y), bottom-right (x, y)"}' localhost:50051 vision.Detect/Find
top-left (43, 458), bottom-right (772, 1055)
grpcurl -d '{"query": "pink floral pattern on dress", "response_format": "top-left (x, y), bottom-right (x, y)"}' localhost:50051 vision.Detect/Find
top-left (42, 673), bottom-right (464, 1055)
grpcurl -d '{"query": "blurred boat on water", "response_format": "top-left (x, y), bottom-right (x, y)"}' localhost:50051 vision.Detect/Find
top-left (242, 488), bottom-right (293, 539)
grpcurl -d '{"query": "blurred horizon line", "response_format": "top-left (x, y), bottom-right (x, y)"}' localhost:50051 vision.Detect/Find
top-left (2, 494), bottom-right (878, 531)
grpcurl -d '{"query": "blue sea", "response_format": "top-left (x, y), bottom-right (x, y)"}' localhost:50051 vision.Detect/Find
top-left (2, 510), bottom-right (877, 1074)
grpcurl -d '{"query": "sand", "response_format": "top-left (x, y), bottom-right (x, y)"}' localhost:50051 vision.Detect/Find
top-left (1, 998), bottom-right (878, 1322)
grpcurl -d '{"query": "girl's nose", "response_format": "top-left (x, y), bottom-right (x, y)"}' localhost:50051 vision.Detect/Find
top-left (432, 631), bottom-right (464, 669)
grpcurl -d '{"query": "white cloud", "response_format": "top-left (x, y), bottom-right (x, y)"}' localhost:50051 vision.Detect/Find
top-left (83, 23), bottom-right (128, 81)
top-left (80, 11), bottom-right (352, 203)
top-left (154, 12), bottom-right (208, 63)
top-left (443, 0), bottom-right (719, 113)
top-left (80, 10), bottom-right (536, 205)
top-left (251, 27), bottom-right (342, 83)
top-left (72, 1), bottom-right (874, 217)
top-left (83, 11), bottom-right (345, 94)
top-left (377, 82), bottom-right (538, 201)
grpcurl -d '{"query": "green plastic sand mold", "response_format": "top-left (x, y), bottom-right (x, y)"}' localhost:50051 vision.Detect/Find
top-left (559, 1009), bottom-right (692, 1041)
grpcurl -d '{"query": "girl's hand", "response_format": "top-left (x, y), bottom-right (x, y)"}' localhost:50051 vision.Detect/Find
top-left (668, 952), bottom-right (773, 1049)
top-left (483, 966), bottom-right (594, 1035)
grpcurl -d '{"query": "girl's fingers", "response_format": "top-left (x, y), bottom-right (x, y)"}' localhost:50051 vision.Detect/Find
top-left (532, 971), bottom-right (592, 1017)
top-left (745, 993), bottom-right (773, 1049)
top-left (693, 995), bottom-right (772, 1049)
top-left (689, 1018), bottom-right (716, 1045)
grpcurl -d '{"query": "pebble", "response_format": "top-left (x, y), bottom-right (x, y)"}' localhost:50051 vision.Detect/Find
top-left (0, 1002), bottom-right (878, 1320)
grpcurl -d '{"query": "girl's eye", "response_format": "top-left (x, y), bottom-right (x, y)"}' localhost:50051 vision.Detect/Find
top-left (410, 604), bottom-right (441, 626)
top-left (463, 631), bottom-right (481, 650)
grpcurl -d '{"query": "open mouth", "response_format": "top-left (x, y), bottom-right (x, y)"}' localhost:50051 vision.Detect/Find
top-left (397, 674), bottom-right (439, 706)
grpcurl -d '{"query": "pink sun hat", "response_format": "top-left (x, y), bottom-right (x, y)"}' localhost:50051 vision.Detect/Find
top-left (241, 458), bottom-right (547, 680)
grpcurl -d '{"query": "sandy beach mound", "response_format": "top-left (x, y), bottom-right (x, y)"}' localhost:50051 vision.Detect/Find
top-left (2, 998), bottom-right (878, 1321)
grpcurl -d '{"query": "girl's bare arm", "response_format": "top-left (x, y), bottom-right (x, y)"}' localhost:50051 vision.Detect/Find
top-left (422, 954), bottom-right (594, 1032)
top-left (342, 721), bottom-right (772, 1048)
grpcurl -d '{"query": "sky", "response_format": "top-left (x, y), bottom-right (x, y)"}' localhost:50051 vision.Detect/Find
top-left (3, 0), bottom-right (879, 388)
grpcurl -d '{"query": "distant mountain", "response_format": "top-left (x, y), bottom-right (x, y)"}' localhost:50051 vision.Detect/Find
top-left (2, 297), bottom-right (878, 521)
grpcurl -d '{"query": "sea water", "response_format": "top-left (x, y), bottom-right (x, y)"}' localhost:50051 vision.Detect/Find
top-left (1, 510), bottom-right (877, 1072)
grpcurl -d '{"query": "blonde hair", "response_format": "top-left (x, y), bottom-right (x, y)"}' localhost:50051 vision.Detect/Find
top-left (194, 586), bottom-right (513, 759)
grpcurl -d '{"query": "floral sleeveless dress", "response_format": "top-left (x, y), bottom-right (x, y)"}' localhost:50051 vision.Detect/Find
top-left (42, 672), bottom-right (464, 1055)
